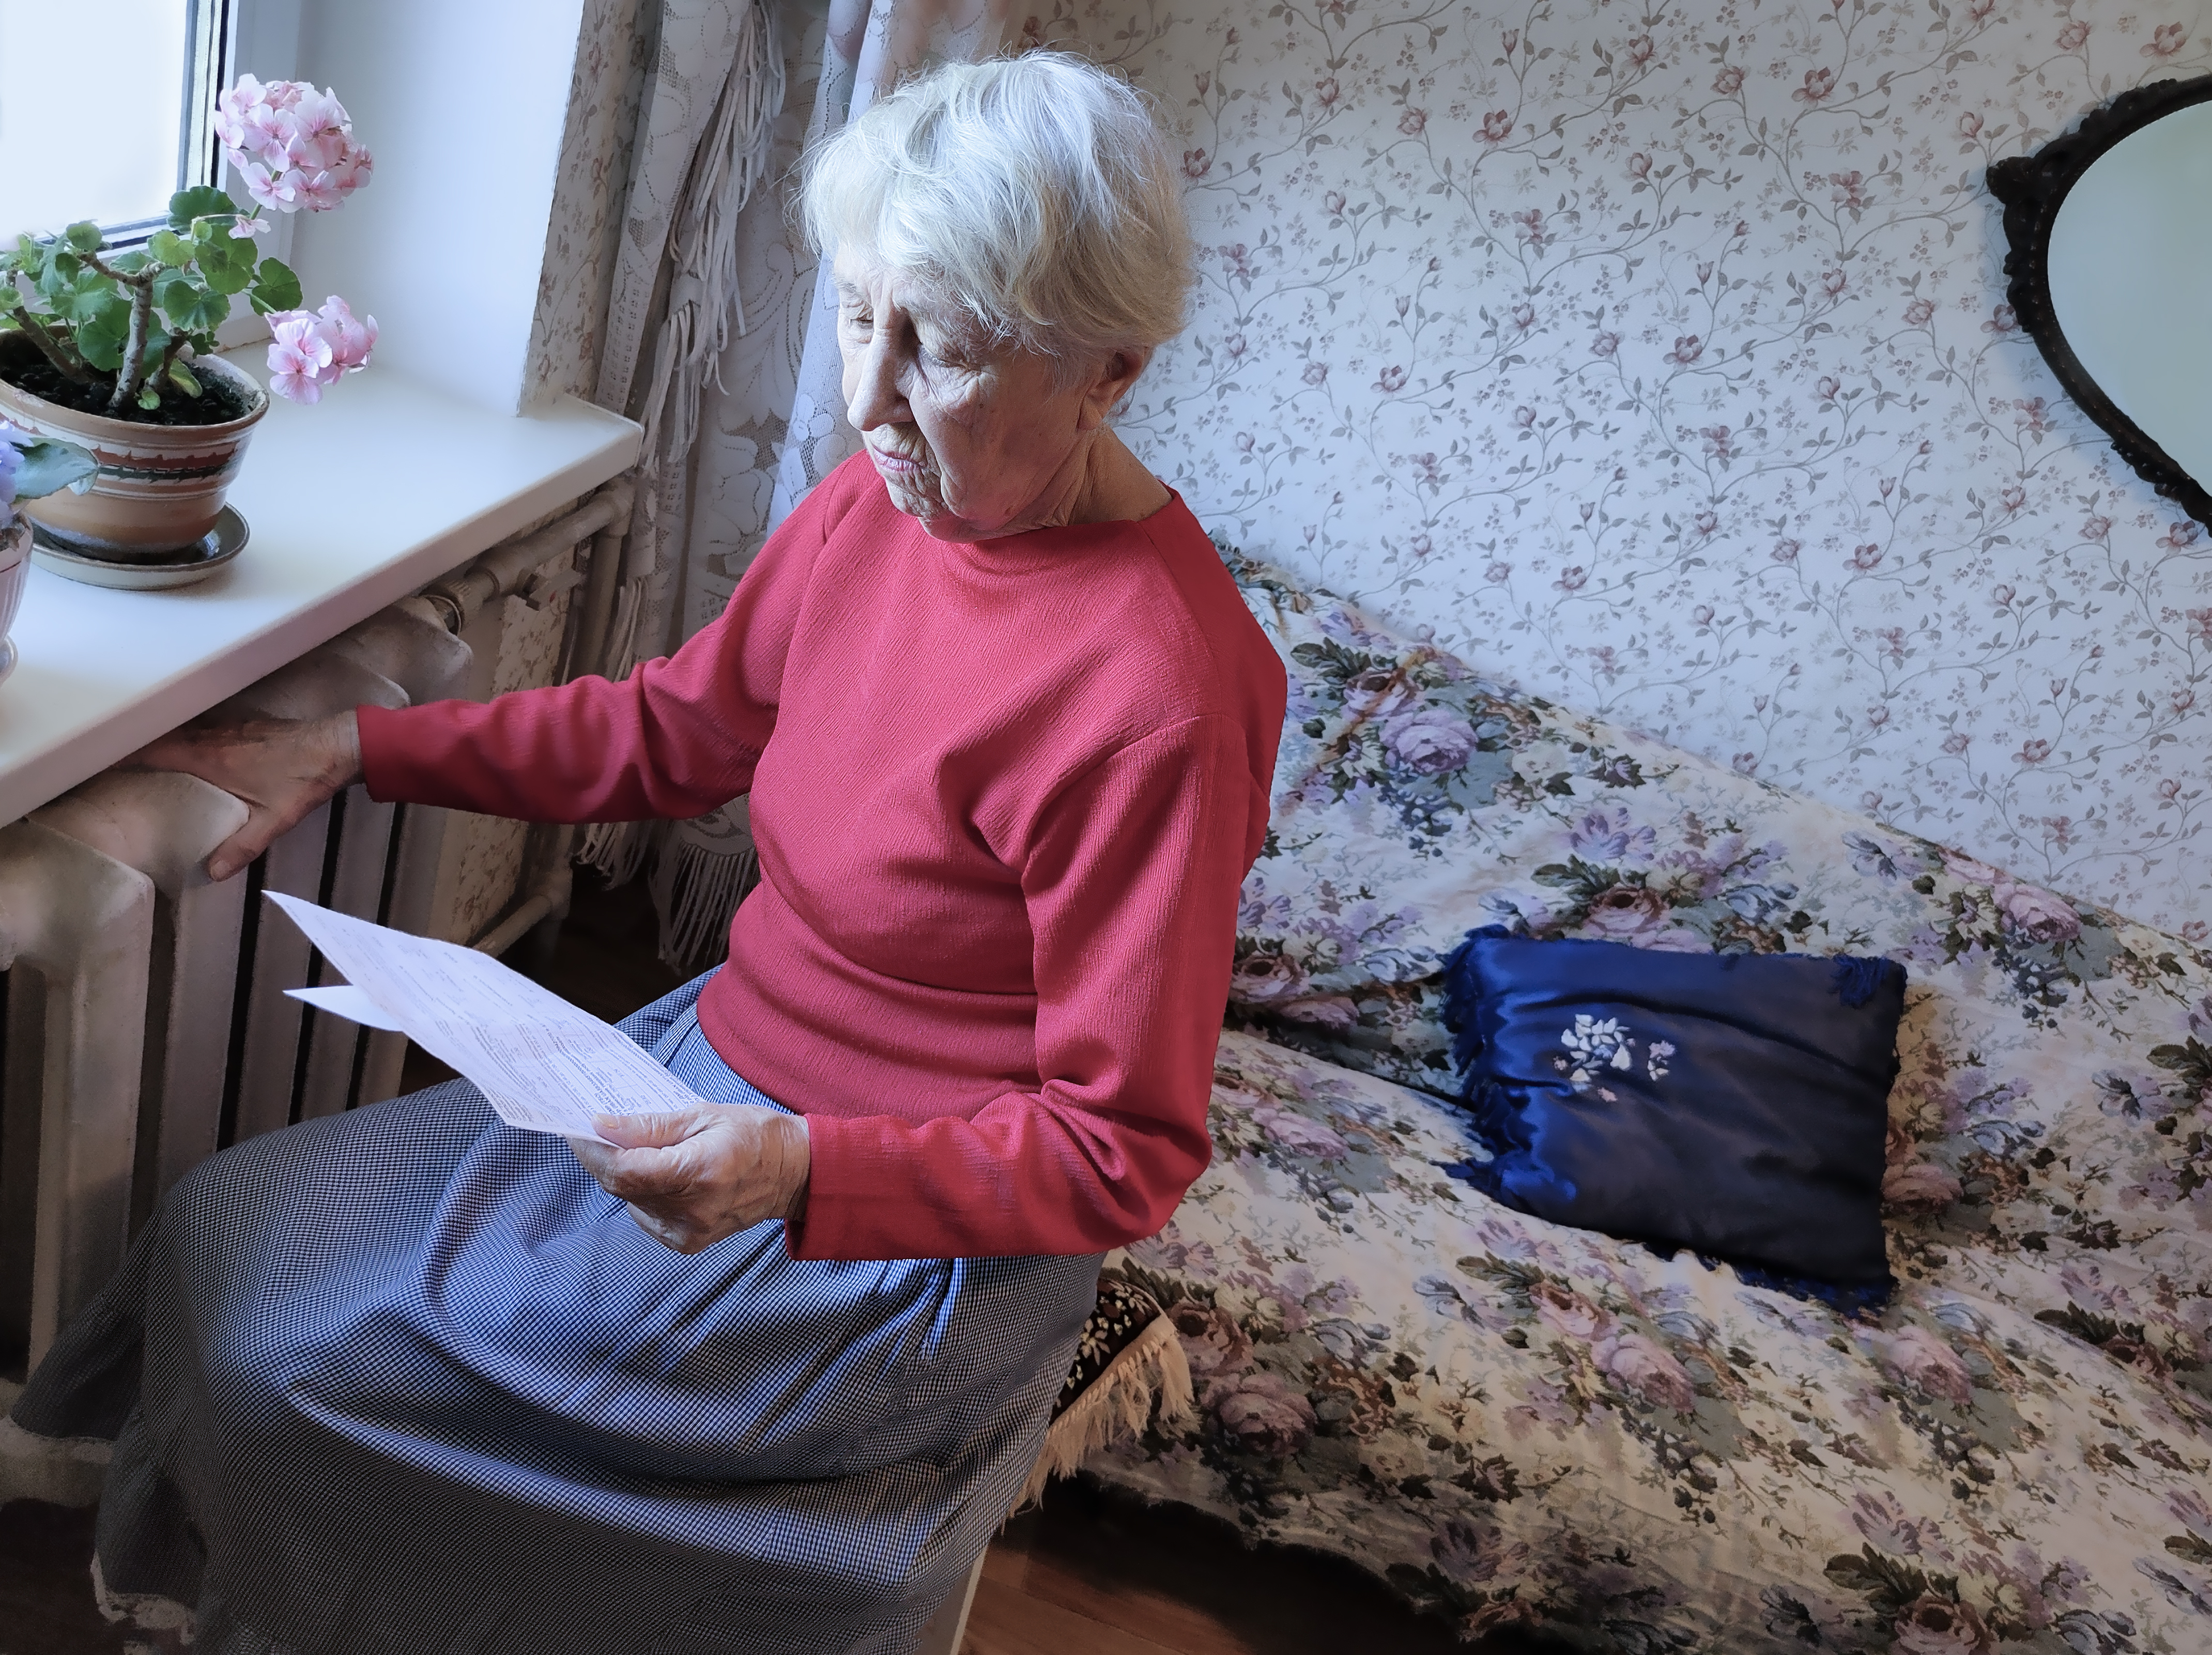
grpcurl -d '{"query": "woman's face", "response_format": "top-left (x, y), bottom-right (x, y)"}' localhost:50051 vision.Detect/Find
top-left (833, 250), bottom-right (1136, 540)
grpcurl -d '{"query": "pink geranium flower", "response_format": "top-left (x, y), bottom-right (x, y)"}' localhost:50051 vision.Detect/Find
top-left (267, 315), bottom-right (336, 405)
top-left (215, 75), bottom-right (289, 157)
top-left (241, 162), bottom-right (307, 213)
top-left (220, 76), bottom-right (373, 215)
top-left (315, 296), bottom-right (378, 373)
top-left (298, 148), bottom-right (374, 212)
top-left (264, 298), bottom-right (377, 405)
top-left (282, 89), bottom-right (356, 171)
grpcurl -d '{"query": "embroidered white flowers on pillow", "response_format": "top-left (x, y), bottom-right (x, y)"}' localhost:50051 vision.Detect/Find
top-left (1552, 1015), bottom-right (1675, 1097)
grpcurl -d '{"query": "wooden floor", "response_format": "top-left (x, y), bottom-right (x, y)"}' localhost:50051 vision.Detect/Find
top-left (1, 875), bottom-right (1540, 1653)
top-left (971, 1480), bottom-right (1524, 1654)
top-left (0, 1478), bottom-right (1516, 1655)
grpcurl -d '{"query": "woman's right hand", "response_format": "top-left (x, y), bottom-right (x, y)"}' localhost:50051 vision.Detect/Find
top-left (132, 712), bottom-right (365, 880)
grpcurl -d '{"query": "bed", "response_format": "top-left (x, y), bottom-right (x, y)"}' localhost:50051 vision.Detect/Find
top-left (1080, 549), bottom-right (2212, 1652)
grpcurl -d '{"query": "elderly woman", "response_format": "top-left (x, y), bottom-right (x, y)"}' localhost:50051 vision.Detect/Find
top-left (12, 53), bottom-right (1284, 1655)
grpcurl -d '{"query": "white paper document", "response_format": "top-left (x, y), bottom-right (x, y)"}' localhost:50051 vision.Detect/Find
top-left (268, 892), bottom-right (704, 1139)
top-left (286, 982), bottom-right (405, 1032)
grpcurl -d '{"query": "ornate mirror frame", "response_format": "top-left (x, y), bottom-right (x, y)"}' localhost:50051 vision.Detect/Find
top-left (1989, 72), bottom-right (2212, 529)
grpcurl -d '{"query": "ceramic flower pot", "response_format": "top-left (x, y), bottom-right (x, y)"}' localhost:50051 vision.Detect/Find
top-left (0, 517), bottom-right (30, 686)
top-left (0, 336), bottom-right (268, 559)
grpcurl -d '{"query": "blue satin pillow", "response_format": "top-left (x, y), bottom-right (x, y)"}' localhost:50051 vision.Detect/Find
top-left (1440, 927), bottom-right (1906, 1303)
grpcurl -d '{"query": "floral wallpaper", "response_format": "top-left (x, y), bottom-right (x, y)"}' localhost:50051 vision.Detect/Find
top-left (1042, 0), bottom-right (2212, 934)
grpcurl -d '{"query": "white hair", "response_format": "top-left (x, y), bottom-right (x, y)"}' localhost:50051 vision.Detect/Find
top-left (799, 54), bottom-right (1195, 374)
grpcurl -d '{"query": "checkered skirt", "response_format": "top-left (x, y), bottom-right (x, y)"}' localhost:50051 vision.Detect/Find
top-left (12, 974), bottom-right (1102, 1654)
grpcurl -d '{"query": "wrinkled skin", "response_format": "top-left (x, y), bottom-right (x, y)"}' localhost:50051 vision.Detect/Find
top-left (133, 711), bottom-right (363, 881)
top-left (567, 1103), bottom-right (811, 1250)
top-left (833, 248), bottom-right (1168, 537)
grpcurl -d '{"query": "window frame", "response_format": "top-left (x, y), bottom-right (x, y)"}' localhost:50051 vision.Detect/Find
top-left (87, 0), bottom-right (302, 251)
top-left (88, 0), bottom-right (234, 250)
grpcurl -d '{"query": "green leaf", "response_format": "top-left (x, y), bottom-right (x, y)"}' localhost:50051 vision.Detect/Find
top-left (148, 230), bottom-right (193, 267)
top-left (136, 385), bottom-right (161, 410)
top-left (0, 286), bottom-right (20, 313)
top-left (168, 185), bottom-right (238, 231)
top-left (9, 435), bottom-right (99, 501)
top-left (159, 278), bottom-right (228, 334)
top-left (201, 244), bottom-right (254, 296)
top-left (34, 252), bottom-right (78, 299)
top-left (75, 305), bottom-right (130, 372)
top-left (195, 220), bottom-right (249, 257)
top-left (76, 320), bottom-right (127, 369)
top-left (168, 359), bottom-right (202, 396)
top-left (248, 257), bottom-right (302, 316)
top-left (63, 221), bottom-right (104, 253)
top-left (66, 279), bottom-right (127, 328)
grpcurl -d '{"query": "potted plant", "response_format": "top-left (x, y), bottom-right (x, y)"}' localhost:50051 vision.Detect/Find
top-left (0, 421), bottom-right (97, 680)
top-left (0, 76), bottom-right (375, 571)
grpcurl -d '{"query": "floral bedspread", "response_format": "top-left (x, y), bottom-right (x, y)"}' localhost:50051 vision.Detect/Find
top-left (1084, 553), bottom-right (2212, 1650)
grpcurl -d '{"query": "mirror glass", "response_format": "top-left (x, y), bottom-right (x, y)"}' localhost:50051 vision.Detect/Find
top-left (2046, 101), bottom-right (2212, 496)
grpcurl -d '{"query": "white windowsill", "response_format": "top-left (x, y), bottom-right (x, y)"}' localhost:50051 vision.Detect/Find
top-left (0, 348), bottom-right (641, 828)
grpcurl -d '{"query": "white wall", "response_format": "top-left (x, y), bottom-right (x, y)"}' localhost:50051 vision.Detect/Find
top-left (288, 0), bottom-right (589, 416)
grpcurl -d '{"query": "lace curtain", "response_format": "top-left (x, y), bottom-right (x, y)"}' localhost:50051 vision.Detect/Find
top-left (572, 0), bottom-right (1011, 967)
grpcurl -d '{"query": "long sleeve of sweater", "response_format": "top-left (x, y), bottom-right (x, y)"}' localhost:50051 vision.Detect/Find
top-left (356, 469), bottom-right (834, 822)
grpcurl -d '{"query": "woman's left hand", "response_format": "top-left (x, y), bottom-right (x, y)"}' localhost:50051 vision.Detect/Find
top-left (569, 1105), bottom-right (811, 1254)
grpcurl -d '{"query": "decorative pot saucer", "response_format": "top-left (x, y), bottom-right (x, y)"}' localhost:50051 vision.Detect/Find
top-left (31, 506), bottom-right (250, 591)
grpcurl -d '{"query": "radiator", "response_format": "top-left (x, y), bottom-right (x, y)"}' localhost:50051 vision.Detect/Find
top-left (0, 478), bottom-right (634, 1380)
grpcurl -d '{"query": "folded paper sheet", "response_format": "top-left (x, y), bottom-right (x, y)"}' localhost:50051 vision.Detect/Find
top-left (287, 982), bottom-right (405, 1032)
top-left (270, 892), bottom-right (703, 1139)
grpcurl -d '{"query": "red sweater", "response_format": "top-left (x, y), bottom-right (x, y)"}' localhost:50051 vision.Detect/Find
top-left (360, 456), bottom-right (1286, 1260)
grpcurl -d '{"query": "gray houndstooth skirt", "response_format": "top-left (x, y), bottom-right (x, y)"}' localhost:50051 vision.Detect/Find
top-left (11, 973), bottom-right (1102, 1654)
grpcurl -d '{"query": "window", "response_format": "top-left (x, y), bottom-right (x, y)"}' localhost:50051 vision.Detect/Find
top-left (0, 0), bottom-right (230, 245)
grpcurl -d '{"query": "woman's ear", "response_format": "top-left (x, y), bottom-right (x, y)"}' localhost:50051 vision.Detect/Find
top-left (1077, 345), bottom-right (1155, 430)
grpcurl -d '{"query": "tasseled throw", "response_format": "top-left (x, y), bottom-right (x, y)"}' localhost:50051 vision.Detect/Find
top-left (1008, 1313), bottom-right (1195, 1518)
